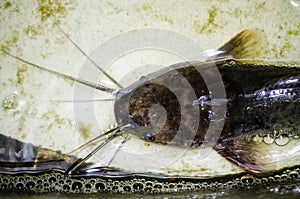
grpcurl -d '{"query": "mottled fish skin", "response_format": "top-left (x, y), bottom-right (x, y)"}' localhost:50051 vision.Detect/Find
top-left (114, 28), bottom-right (271, 147)
top-left (113, 29), bottom-right (300, 173)
top-left (114, 60), bottom-right (300, 147)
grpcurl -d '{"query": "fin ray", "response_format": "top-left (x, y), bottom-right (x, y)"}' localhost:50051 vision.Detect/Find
top-left (214, 138), bottom-right (274, 174)
top-left (216, 29), bottom-right (268, 59)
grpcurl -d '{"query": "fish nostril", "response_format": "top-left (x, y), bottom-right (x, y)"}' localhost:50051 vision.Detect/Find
top-left (143, 133), bottom-right (155, 142)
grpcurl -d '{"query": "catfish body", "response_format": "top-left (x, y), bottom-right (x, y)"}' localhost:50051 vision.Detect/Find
top-left (114, 60), bottom-right (300, 147)
top-left (114, 29), bottom-right (300, 173)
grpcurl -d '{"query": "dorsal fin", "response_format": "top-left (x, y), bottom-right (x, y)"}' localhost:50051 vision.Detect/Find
top-left (216, 29), bottom-right (268, 59)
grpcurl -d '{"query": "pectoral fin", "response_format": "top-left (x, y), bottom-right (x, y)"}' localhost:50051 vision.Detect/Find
top-left (213, 137), bottom-right (274, 174)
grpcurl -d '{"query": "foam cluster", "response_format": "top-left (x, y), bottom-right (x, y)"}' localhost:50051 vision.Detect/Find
top-left (0, 168), bottom-right (299, 193)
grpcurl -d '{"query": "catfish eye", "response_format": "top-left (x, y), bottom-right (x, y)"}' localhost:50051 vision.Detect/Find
top-left (143, 133), bottom-right (155, 142)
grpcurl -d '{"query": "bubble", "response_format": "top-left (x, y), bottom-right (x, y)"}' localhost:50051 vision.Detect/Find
top-left (268, 177), bottom-right (275, 183)
top-left (274, 175), bottom-right (282, 182)
top-left (139, 75), bottom-right (149, 83)
top-left (241, 175), bottom-right (254, 185)
top-left (260, 178), bottom-right (268, 185)
top-left (263, 134), bottom-right (274, 144)
top-left (270, 187), bottom-right (280, 193)
top-left (291, 0), bottom-right (300, 7)
top-left (71, 181), bottom-right (83, 190)
top-left (154, 183), bottom-right (163, 189)
top-left (272, 129), bottom-right (279, 137)
top-left (123, 186), bottom-right (131, 192)
top-left (43, 183), bottom-right (49, 189)
top-left (36, 185), bottom-right (43, 190)
top-left (145, 181), bottom-right (153, 187)
top-left (280, 174), bottom-right (288, 181)
top-left (215, 182), bottom-right (224, 189)
top-left (2, 91), bottom-right (26, 113)
top-left (143, 187), bottom-right (152, 192)
top-left (25, 181), bottom-right (35, 188)
top-left (275, 134), bottom-right (289, 146)
top-left (229, 60), bottom-right (236, 65)
top-left (85, 183), bottom-right (92, 189)
top-left (95, 182), bottom-right (105, 190)
top-left (2, 92), bottom-right (19, 110)
top-left (63, 184), bottom-right (70, 191)
top-left (174, 184), bottom-right (182, 190)
top-left (293, 186), bottom-right (300, 194)
top-left (48, 177), bottom-right (56, 183)
top-left (252, 135), bottom-right (262, 143)
top-left (288, 171), bottom-right (299, 180)
top-left (1, 184), bottom-right (7, 189)
top-left (111, 186), bottom-right (119, 191)
top-left (133, 182), bottom-right (144, 190)
top-left (1, 169), bottom-right (300, 194)
top-left (167, 183), bottom-right (174, 189)
top-left (16, 183), bottom-right (24, 189)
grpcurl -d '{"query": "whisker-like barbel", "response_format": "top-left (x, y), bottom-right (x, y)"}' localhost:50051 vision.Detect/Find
top-left (55, 24), bottom-right (124, 89)
top-left (44, 98), bottom-right (115, 103)
top-left (2, 50), bottom-right (117, 94)
top-left (66, 128), bottom-right (123, 175)
top-left (67, 126), bottom-right (120, 156)
top-left (106, 134), bottom-right (131, 167)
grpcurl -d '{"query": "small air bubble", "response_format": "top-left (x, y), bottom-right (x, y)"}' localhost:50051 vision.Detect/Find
top-left (288, 171), bottom-right (299, 179)
top-left (2, 92), bottom-right (19, 109)
top-left (270, 187), bottom-right (280, 193)
top-left (241, 175), bottom-right (254, 185)
top-left (273, 129), bottom-right (279, 137)
top-left (293, 186), bottom-right (300, 194)
top-left (229, 60), bottom-right (236, 65)
top-left (291, 0), bottom-right (300, 7)
top-left (139, 75), bottom-right (148, 83)
top-left (263, 134), bottom-right (274, 144)
top-left (252, 135), bottom-right (262, 143)
top-left (2, 91), bottom-right (26, 112)
top-left (275, 134), bottom-right (289, 146)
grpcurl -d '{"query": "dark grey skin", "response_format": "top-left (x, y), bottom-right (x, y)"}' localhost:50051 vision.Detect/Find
top-left (112, 28), bottom-right (300, 173)
top-left (114, 60), bottom-right (300, 145)
top-left (114, 59), bottom-right (300, 172)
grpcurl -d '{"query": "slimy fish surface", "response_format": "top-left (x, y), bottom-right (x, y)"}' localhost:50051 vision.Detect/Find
top-left (0, 29), bottom-right (300, 194)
